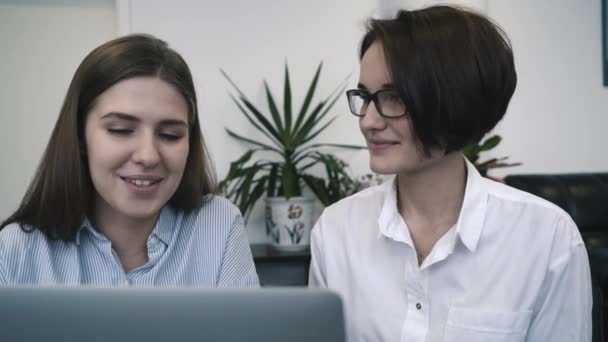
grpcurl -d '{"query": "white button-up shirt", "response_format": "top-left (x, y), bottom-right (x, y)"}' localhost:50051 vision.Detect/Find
top-left (309, 160), bottom-right (592, 342)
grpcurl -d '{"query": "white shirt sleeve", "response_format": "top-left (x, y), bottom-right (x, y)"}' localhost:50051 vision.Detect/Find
top-left (526, 217), bottom-right (593, 342)
top-left (308, 217), bottom-right (327, 288)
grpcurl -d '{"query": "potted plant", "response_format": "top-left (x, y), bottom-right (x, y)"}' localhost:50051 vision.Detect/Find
top-left (219, 62), bottom-right (364, 250)
top-left (463, 134), bottom-right (522, 179)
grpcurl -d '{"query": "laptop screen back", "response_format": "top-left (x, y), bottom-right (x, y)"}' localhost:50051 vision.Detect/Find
top-left (0, 287), bottom-right (345, 342)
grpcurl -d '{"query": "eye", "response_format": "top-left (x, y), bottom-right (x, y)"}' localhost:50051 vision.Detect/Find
top-left (384, 92), bottom-right (402, 103)
top-left (356, 90), bottom-right (371, 99)
top-left (107, 128), bottom-right (133, 135)
top-left (159, 132), bottom-right (184, 142)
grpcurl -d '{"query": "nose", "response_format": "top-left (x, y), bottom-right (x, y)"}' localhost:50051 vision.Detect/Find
top-left (358, 100), bottom-right (386, 132)
top-left (132, 132), bottom-right (160, 168)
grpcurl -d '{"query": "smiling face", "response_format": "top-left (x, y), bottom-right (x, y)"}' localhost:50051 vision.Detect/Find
top-left (84, 76), bottom-right (190, 223)
top-left (358, 42), bottom-right (444, 175)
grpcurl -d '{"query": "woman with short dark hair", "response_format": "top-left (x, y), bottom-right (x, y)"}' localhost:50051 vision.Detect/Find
top-left (0, 34), bottom-right (259, 287)
top-left (309, 6), bottom-right (591, 341)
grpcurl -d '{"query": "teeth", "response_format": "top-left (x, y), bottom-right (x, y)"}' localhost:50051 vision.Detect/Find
top-left (130, 179), bottom-right (153, 186)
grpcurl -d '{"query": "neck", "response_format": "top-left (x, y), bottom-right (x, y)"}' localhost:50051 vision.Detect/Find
top-left (396, 152), bottom-right (467, 235)
top-left (92, 202), bottom-right (159, 271)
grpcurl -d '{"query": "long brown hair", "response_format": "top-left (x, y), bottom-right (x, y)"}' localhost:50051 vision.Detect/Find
top-left (0, 34), bottom-right (216, 241)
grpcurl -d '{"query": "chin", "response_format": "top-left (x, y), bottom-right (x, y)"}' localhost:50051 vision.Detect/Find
top-left (120, 204), bottom-right (163, 221)
top-left (369, 159), bottom-right (401, 175)
top-left (370, 157), bottom-right (423, 176)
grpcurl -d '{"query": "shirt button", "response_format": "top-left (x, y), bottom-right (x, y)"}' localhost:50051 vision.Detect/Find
top-left (416, 303), bottom-right (422, 310)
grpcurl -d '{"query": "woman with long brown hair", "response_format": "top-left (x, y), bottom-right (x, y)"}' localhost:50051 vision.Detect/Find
top-left (0, 34), bottom-right (258, 287)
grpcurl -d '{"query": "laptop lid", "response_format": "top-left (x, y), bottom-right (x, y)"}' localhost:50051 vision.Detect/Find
top-left (0, 287), bottom-right (345, 342)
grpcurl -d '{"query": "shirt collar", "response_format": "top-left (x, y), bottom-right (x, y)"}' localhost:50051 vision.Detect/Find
top-left (376, 157), bottom-right (488, 252)
top-left (455, 158), bottom-right (488, 252)
top-left (75, 217), bottom-right (99, 245)
top-left (75, 206), bottom-right (176, 246)
top-left (151, 206), bottom-right (176, 246)
top-left (377, 176), bottom-right (415, 246)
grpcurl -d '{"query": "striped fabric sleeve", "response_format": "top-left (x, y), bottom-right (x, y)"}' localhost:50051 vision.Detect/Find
top-left (216, 212), bottom-right (260, 288)
top-left (0, 241), bottom-right (6, 285)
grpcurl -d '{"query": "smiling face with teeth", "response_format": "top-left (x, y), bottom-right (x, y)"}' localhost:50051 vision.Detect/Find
top-left (84, 76), bottom-right (190, 225)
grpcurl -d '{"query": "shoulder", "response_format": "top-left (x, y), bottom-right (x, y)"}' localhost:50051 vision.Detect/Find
top-left (483, 179), bottom-right (583, 246)
top-left (486, 179), bottom-right (566, 213)
top-left (178, 195), bottom-right (241, 219)
top-left (174, 195), bottom-right (243, 235)
top-left (0, 223), bottom-right (53, 269)
top-left (0, 223), bottom-right (47, 252)
top-left (322, 181), bottom-right (388, 220)
top-left (206, 196), bottom-right (242, 215)
top-left (485, 179), bottom-right (573, 222)
top-left (313, 181), bottom-right (389, 241)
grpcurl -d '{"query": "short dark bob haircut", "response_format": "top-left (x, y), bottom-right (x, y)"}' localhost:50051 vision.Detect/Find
top-left (360, 5), bottom-right (517, 154)
top-left (1, 34), bottom-right (216, 241)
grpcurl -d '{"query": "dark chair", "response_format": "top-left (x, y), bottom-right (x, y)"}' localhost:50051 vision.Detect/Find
top-left (505, 173), bottom-right (608, 342)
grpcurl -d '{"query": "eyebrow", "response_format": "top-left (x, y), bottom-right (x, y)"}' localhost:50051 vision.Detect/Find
top-left (101, 112), bottom-right (138, 122)
top-left (356, 83), bottom-right (395, 91)
top-left (101, 112), bottom-right (188, 127)
top-left (356, 83), bottom-right (368, 91)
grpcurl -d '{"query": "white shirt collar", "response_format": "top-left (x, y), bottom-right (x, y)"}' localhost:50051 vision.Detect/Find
top-left (377, 157), bottom-right (488, 253)
top-left (456, 158), bottom-right (488, 252)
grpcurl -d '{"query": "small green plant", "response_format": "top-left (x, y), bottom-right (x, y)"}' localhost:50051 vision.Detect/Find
top-left (219, 62), bottom-right (365, 218)
top-left (463, 135), bottom-right (522, 176)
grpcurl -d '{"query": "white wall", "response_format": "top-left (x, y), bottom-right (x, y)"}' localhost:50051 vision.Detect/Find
top-left (0, 0), bottom-right (116, 222)
top-left (124, 0), bottom-right (608, 242)
top-left (381, 0), bottom-right (487, 16)
top-left (125, 0), bottom-right (377, 242)
top-left (1, 0), bottom-right (606, 243)
top-left (489, 0), bottom-right (608, 177)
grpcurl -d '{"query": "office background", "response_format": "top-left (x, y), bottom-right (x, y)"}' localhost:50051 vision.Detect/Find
top-left (1, 0), bottom-right (606, 243)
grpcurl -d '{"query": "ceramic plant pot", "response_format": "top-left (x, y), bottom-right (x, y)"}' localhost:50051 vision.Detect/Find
top-left (265, 196), bottom-right (314, 250)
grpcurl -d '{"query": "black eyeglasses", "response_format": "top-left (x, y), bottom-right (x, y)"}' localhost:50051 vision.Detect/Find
top-left (346, 89), bottom-right (408, 118)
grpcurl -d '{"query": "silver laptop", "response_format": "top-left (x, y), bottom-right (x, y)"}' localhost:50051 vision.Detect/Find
top-left (0, 287), bottom-right (345, 342)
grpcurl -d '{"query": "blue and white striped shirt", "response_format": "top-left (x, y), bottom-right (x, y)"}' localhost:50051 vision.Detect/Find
top-left (0, 196), bottom-right (259, 287)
